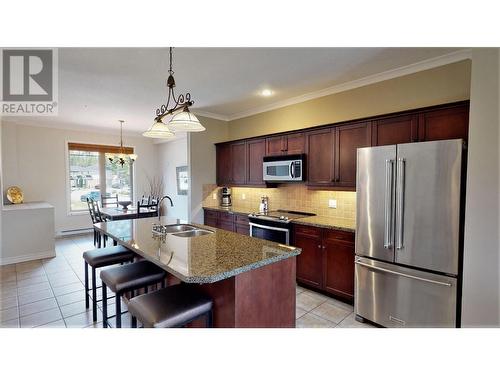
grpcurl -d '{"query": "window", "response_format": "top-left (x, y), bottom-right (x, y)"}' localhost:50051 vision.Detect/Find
top-left (68, 143), bottom-right (134, 212)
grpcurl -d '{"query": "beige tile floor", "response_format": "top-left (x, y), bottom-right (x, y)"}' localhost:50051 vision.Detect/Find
top-left (0, 234), bottom-right (373, 328)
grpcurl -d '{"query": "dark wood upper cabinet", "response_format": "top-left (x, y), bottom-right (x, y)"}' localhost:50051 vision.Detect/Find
top-left (246, 138), bottom-right (266, 185)
top-left (334, 122), bottom-right (371, 187)
top-left (306, 128), bottom-right (335, 186)
top-left (266, 135), bottom-right (285, 156)
top-left (266, 133), bottom-right (305, 156)
top-left (215, 101), bottom-right (469, 189)
top-left (285, 132), bottom-right (305, 154)
top-left (418, 105), bottom-right (469, 142)
top-left (372, 114), bottom-right (418, 146)
top-left (216, 143), bottom-right (231, 186)
top-left (230, 141), bottom-right (247, 185)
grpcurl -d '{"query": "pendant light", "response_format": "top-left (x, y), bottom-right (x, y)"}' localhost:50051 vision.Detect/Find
top-left (145, 47), bottom-right (205, 138)
top-left (108, 120), bottom-right (137, 166)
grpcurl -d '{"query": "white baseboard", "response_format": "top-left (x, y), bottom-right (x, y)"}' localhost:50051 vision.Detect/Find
top-left (0, 250), bottom-right (56, 266)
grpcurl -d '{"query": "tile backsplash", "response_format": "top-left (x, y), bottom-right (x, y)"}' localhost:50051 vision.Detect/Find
top-left (202, 184), bottom-right (356, 220)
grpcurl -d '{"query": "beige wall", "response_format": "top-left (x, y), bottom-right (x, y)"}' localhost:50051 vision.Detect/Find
top-left (188, 116), bottom-right (229, 223)
top-left (156, 137), bottom-right (188, 221)
top-left (461, 48), bottom-right (500, 327)
top-left (1, 122), bottom-right (159, 235)
top-left (227, 60), bottom-right (471, 140)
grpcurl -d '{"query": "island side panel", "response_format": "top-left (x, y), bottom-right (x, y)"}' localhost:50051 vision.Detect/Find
top-left (234, 257), bottom-right (296, 328)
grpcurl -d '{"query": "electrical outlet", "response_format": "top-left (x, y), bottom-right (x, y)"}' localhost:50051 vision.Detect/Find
top-left (328, 199), bottom-right (337, 208)
top-left (212, 193), bottom-right (217, 200)
top-left (242, 193), bottom-right (246, 200)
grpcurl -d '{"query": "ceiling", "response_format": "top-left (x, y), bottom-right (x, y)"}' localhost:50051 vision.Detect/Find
top-left (5, 47), bottom-right (467, 135)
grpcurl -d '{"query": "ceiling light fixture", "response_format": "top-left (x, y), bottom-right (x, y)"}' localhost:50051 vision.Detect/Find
top-left (261, 89), bottom-right (273, 97)
top-left (109, 120), bottom-right (137, 167)
top-left (143, 47), bottom-right (205, 138)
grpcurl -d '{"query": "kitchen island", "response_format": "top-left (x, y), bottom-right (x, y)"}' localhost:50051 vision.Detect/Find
top-left (94, 217), bottom-right (300, 327)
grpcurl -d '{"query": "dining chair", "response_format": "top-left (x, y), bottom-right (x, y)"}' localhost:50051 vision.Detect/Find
top-left (137, 201), bottom-right (158, 218)
top-left (101, 194), bottom-right (119, 207)
top-left (89, 198), bottom-right (109, 247)
top-left (86, 198), bottom-right (99, 247)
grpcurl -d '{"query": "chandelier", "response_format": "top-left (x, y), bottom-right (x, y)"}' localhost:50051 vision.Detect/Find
top-left (108, 120), bottom-right (137, 167)
top-left (143, 47), bottom-right (205, 138)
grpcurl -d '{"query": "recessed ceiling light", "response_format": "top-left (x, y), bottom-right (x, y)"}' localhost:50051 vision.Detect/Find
top-left (260, 89), bottom-right (273, 97)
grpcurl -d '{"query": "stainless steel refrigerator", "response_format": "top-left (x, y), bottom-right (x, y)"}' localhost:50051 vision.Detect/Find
top-left (355, 139), bottom-right (465, 328)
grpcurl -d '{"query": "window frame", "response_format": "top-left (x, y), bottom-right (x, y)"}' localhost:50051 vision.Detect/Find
top-left (65, 140), bottom-right (136, 216)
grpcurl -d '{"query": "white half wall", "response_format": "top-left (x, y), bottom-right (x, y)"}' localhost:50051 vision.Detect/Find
top-left (1, 121), bottom-right (159, 235)
top-left (188, 116), bottom-right (228, 224)
top-left (461, 48), bottom-right (500, 327)
top-left (156, 137), bottom-right (188, 220)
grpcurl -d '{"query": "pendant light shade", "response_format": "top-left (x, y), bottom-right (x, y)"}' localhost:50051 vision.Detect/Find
top-left (142, 119), bottom-right (175, 138)
top-left (168, 108), bottom-right (205, 132)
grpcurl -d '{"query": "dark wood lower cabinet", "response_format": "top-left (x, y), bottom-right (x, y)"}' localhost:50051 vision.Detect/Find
top-left (293, 224), bottom-right (355, 302)
top-left (203, 209), bottom-right (250, 235)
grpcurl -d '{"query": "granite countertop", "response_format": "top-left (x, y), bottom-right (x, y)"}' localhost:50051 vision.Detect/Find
top-left (94, 217), bottom-right (301, 284)
top-left (292, 216), bottom-right (356, 232)
top-left (203, 206), bottom-right (255, 215)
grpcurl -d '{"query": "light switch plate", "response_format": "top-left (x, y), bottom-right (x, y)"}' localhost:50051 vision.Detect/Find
top-left (328, 199), bottom-right (337, 208)
top-left (242, 193), bottom-right (246, 200)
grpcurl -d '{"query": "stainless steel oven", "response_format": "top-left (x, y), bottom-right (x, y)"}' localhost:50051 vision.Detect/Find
top-left (248, 210), bottom-right (315, 245)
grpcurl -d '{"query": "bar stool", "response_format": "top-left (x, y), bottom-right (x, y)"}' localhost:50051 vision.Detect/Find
top-left (128, 283), bottom-right (213, 328)
top-left (100, 261), bottom-right (167, 328)
top-left (83, 246), bottom-right (135, 322)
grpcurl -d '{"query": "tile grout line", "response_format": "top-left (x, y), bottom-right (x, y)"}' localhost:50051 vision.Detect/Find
top-left (43, 257), bottom-right (68, 328)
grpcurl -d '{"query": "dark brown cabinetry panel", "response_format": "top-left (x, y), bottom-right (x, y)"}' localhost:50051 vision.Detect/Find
top-left (216, 101), bottom-right (469, 189)
top-left (323, 231), bottom-right (355, 300)
top-left (216, 143), bottom-right (232, 186)
top-left (418, 105), bottom-right (469, 142)
top-left (266, 135), bottom-right (285, 156)
top-left (334, 122), bottom-right (371, 187)
top-left (372, 114), bottom-right (418, 146)
top-left (285, 132), bottom-right (305, 154)
top-left (230, 142), bottom-right (247, 185)
top-left (246, 139), bottom-right (266, 185)
top-left (306, 128), bottom-right (335, 186)
top-left (294, 225), bottom-right (323, 288)
top-left (293, 225), bottom-right (355, 302)
top-left (203, 209), bottom-right (250, 236)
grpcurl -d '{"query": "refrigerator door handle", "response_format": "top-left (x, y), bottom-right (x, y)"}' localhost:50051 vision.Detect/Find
top-left (355, 259), bottom-right (452, 287)
top-left (395, 157), bottom-right (406, 250)
top-left (383, 159), bottom-right (394, 249)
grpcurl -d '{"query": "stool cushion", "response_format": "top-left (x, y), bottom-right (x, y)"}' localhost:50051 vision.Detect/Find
top-left (100, 261), bottom-right (166, 293)
top-left (83, 246), bottom-right (134, 268)
top-left (128, 284), bottom-right (213, 328)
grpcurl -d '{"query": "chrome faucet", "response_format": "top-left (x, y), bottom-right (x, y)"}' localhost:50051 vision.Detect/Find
top-left (157, 195), bottom-right (174, 219)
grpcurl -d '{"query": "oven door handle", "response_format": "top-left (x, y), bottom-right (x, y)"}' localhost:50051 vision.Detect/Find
top-left (290, 162), bottom-right (294, 178)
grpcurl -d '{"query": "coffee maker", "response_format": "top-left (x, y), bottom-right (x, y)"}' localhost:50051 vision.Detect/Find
top-left (220, 187), bottom-right (232, 207)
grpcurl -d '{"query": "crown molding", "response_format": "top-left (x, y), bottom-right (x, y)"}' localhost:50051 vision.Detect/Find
top-left (225, 49), bottom-right (472, 122)
top-left (191, 109), bottom-right (230, 122)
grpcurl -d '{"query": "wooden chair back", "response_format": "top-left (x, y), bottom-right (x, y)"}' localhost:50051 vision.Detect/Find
top-left (101, 194), bottom-right (119, 207)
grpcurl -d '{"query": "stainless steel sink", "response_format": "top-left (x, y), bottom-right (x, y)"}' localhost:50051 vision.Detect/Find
top-left (172, 229), bottom-right (214, 238)
top-left (158, 224), bottom-right (198, 233)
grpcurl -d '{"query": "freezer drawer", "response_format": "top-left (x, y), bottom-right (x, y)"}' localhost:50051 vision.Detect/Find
top-left (355, 257), bottom-right (457, 328)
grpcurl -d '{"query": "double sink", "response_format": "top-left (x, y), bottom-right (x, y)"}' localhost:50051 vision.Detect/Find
top-left (153, 224), bottom-right (214, 238)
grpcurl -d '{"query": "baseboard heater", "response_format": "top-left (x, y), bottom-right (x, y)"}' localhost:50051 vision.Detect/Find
top-left (57, 227), bottom-right (93, 238)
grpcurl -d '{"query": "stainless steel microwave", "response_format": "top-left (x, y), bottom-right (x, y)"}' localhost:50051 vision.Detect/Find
top-left (262, 154), bottom-right (305, 182)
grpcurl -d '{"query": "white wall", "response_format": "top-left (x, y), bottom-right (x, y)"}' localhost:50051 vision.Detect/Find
top-left (156, 137), bottom-right (188, 220)
top-left (461, 48), bottom-right (500, 327)
top-left (188, 116), bottom-right (228, 223)
top-left (1, 121), bottom-right (159, 235)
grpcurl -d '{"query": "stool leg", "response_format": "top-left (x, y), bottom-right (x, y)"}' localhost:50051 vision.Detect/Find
top-left (97, 234), bottom-right (101, 248)
top-left (115, 294), bottom-right (122, 328)
top-left (206, 310), bottom-right (213, 328)
top-left (84, 262), bottom-right (89, 309)
top-left (113, 239), bottom-right (117, 246)
top-left (131, 316), bottom-right (137, 328)
top-left (92, 267), bottom-right (97, 322)
top-left (145, 285), bottom-right (148, 293)
top-left (102, 281), bottom-right (108, 328)
top-left (161, 279), bottom-right (166, 288)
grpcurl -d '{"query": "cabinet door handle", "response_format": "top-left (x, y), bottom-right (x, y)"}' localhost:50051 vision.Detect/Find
top-left (317, 244), bottom-right (321, 249)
